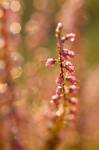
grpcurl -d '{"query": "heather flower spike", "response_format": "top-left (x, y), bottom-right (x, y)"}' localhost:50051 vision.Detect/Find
top-left (46, 22), bottom-right (79, 126)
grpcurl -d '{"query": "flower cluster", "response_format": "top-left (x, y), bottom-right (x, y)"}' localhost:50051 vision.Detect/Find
top-left (46, 23), bottom-right (79, 124)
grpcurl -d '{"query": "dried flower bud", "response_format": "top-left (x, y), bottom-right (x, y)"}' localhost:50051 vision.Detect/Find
top-left (45, 58), bottom-right (55, 67)
top-left (69, 97), bottom-right (78, 105)
top-left (56, 75), bottom-right (64, 85)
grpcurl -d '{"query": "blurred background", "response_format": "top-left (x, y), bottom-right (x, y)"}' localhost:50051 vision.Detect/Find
top-left (0, 0), bottom-right (99, 150)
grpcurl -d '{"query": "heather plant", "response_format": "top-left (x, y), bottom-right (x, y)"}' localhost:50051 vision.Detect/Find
top-left (46, 23), bottom-right (79, 132)
top-left (0, 0), bottom-right (98, 150)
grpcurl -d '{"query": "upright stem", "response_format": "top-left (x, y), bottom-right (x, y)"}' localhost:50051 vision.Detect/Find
top-left (56, 27), bottom-right (67, 117)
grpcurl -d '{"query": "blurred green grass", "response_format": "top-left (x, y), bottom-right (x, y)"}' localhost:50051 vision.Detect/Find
top-left (85, 0), bottom-right (99, 68)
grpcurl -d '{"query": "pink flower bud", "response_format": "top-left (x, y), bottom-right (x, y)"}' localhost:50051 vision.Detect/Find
top-left (66, 33), bottom-right (76, 42)
top-left (69, 97), bottom-right (78, 105)
top-left (69, 85), bottom-right (79, 94)
top-left (56, 75), bottom-right (64, 85)
top-left (62, 49), bottom-right (75, 59)
top-left (61, 49), bottom-right (68, 58)
top-left (65, 74), bottom-right (76, 84)
top-left (51, 94), bottom-right (60, 101)
top-left (65, 61), bottom-right (75, 73)
top-left (50, 94), bottom-right (60, 107)
top-left (50, 100), bottom-right (59, 107)
top-left (67, 50), bottom-right (75, 58)
top-left (45, 58), bottom-right (55, 67)
top-left (56, 86), bottom-right (63, 95)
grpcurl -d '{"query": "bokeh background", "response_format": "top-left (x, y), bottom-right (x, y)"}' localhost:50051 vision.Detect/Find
top-left (0, 0), bottom-right (99, 150)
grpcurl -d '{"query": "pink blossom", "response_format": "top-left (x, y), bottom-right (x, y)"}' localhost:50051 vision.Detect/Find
top-left (56, 86), bottom-right (63, 95)
top-left (50, 94), bottom-right (60, 107)
top-left (69, 97), bottom-right (78, 105)
top-left (69, 85), bottom-right (79, 94)
top-left (66, 33), bottom-right (76, 42)
top-left (62, 49), bottom-right (75, 59)
top-left (65, 73), bottom-right (76, 84)
top-left (65, 61), bottom-right (75, 73)
top-left (51, 94), bottom-right (60, 101)
top-left (56, 76), bottom-right (64, 85)
top-left (67, 50), bottom-right (75, 58)
top-left (45, 58), bottom-right (55, 67)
